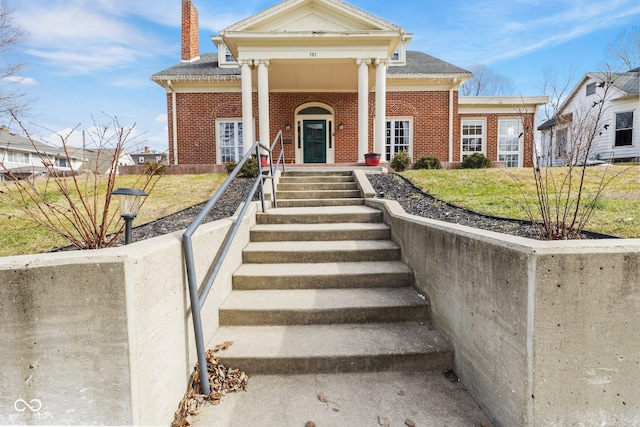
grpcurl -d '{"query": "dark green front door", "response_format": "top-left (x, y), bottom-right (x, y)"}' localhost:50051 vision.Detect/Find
top-left (303, 120), bottom-right (326, 163)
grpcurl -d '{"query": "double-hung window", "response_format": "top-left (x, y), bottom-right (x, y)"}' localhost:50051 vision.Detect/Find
top-left (385, 118), bottom-right (411, 161)
top-left (615, 111), bottom-right (633, 147)
top-left (497, 119), bottom-right (521, 167)
top-left (218, 120), bottom-right (243, 163)
top-left (461, 119), bottom-right (485, 159)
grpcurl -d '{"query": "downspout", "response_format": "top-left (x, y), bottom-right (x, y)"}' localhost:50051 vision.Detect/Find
top-left (448, 77), bottom-right (457, 163)
top-left (167, 80), bottom-right (179, 165)
top-left (533, 104), bottom-right (541, 167)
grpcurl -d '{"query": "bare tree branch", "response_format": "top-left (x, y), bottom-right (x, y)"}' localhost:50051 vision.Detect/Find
top-left (460, 64), bottom-right (516, 96)
top-left (606, 26), bottom-right (640, 71)
top-left (0, 1), bottom-right (28, 115)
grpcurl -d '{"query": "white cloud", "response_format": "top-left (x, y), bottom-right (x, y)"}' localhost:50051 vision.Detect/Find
top-left (13, 0), bottom-right (170, 75)
top-left (418, 0), bottom-right (640, 67)
top-left (154, 114), bottom-right (167, 124)
top-left (3, 76), bottom-right (37, 85)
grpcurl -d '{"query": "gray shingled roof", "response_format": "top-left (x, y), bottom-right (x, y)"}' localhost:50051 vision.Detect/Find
top-left (151, 53), bottom-right (239, 82)
top-left (388, 51), bottom-right (470, 75)
top-left (151, 50), bottom-right (470, 82)
top-left (0, 129), bottom-right (60, 154)
top-left (590, 68), bottom-right (639, 96)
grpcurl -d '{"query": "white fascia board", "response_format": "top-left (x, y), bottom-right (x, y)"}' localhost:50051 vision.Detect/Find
top-left (459, 96), bottom-right (549, 114)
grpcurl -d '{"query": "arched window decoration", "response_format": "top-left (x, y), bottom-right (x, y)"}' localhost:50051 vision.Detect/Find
top-left (299, 106), bottom-right (332, 115)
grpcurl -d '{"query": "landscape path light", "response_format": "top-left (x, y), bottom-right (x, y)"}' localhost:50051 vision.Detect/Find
top-left (111, 188), bottom-right (148, 245)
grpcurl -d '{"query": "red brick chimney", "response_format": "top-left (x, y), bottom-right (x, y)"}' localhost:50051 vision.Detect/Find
top-left (182, 0), bottom-right (199, 61)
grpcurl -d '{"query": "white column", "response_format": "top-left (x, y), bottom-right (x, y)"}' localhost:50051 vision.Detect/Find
top-left (357, 58), bottom-right (371, 162)
top-left (374, 58), bottom-right (388, 158)
top-left (239, 59), bottom-right (254, 154)
top-left (257, 59), bottom-right (270, 149)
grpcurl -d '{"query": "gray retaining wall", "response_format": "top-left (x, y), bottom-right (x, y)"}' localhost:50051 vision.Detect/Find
top-left (367, 198), bottom-right (640, 426)
top-left (0, 203), bottom-right (256, 425)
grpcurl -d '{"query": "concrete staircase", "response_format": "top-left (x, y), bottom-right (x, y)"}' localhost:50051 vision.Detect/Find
top-left (211, 169), bottom-right (453, 375)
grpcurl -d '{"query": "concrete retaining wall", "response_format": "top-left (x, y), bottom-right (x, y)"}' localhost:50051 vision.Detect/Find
top-left (0, 203), bottom-right (257, 426)
top-left (367, 199), bottom-right (640, 427)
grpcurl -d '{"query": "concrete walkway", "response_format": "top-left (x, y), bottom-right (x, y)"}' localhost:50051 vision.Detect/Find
top-left (194, 371), bottom-right (491, 426)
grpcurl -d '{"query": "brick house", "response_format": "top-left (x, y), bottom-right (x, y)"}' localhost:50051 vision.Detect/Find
top-left (152, 0), bottom-right (546, 169)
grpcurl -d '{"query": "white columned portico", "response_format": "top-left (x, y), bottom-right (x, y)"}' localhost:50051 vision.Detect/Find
top-left (356, 58), bottom-right (371, 162)
top-left (374, 58), bottom-right (388, 159)
top-left (257, 59), bottom-right (270, 150)
top-left (239, 59), bottom-right (254, 154)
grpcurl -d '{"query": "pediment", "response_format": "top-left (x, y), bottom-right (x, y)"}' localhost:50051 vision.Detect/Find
top-left (222, 0), bottom-right (402, 34)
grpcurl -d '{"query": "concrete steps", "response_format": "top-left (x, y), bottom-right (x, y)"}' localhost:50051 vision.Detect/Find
top-left (211, 169), bottom-right (453, 376)
top-left (250, 222), bottom-right (391, 242)
top-left (275, 170), bottom-right (364, 207)
top-left (232, 261), bottom-right (414, 290)
top-left (256, 205), bottom-right (382, 224)
top-left (209, 323), bottom-right (453, 375)
top-left (219, 287), bottom-right (429, 325)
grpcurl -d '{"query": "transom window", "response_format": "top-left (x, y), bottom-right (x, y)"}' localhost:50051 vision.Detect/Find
top-left (385, 118), bottom-right (411, 161)
top-left (461, 119), bottom-right (485, 159)
top-left (586, 82), bottom-right (596, 96)
top-left (498, 119), bottom-right (521, 168)
top-left (218, 121), bottom-right (243, 163)
top-left (615, 111), bottom-right (634, 147)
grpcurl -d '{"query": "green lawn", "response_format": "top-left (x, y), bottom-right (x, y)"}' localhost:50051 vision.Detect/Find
top-left (401, 165), bottom-right (640, 238)
top-left (0, 174), bottom-right (227, 257)
top-left (1, 166), bottom-right (638, 257)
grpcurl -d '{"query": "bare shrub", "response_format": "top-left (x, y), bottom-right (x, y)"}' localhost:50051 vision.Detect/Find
top-left (515, 70), bottom-right (630, 239)
top-left (0, 113), bottom-right (163, 249)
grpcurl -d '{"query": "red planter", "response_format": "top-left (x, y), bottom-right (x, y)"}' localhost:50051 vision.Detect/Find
top-left (260, 154), bottom-right (269, 167)
top-left (364, 153), bottom-right (381, 166)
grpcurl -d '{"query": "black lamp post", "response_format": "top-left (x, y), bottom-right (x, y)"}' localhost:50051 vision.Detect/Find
top-left (111, 188), bottom-right (148, 245)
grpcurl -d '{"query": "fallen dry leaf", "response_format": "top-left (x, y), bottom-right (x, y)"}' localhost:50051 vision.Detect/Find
top-left (317, 393), bottom-right (327, 403)
top-left (405, 419), bottom-right (416, 427)
top-left (171, 343), bottom-right (248, 427)
top-left (305, 422), bottom-right (316, 427)
top-left (212, 341), bottom-right (234, 352)
top-left (397, 389), bottom-right (405, 396)
top-left (378, 415), bottom-right (391, 427)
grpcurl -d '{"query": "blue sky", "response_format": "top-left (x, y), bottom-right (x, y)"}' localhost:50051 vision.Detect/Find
top-left (6, 0), bottom-right (640, 153)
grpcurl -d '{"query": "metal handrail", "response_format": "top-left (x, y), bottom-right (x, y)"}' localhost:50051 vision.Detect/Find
top-left (183, 133), bottom-right (285, 395)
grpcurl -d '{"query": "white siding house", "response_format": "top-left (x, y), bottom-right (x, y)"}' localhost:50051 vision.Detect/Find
top-left (539, 68), bottom-right (639, 166)
top-left (0, 125), bottom-right (84, 180)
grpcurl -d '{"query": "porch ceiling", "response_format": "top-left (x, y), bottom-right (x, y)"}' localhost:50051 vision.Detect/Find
top-left (260, 59), bottom-right (374, 92)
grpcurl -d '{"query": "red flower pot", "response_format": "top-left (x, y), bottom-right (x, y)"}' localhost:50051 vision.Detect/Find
top-left (260, 154), bottom-right (269, 167)
top-left (364, 153), bottom-right (381, 166)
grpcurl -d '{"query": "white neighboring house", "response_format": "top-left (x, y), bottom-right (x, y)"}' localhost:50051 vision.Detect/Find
top-left (66, 147), bottom-right (136, 175)
top-left (0, 125), bottom-right (83, 180)
top-left (538, 67), bottom-right (639, 166)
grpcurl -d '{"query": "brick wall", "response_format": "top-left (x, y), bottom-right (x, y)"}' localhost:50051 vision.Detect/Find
top-left (181, 0), bottom-right (199, 61)
top-left (166, 90), bottom-right (534, 167)
top-left (459, 113), bottom-right (536, 167)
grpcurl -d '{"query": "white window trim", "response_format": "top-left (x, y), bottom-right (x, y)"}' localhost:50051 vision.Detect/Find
top-left (389, 42), bottom-right (407, 66)
top-left (461, 118), bottom-right (487, 159)
top-left (614, 110), bottom-right (634, 148)
top-left (216, 118), bottom-right (244, 164)
top-left (497, 118), bottom-right (523, 168)
top-left (216, 41), bottom-right (238, 69)
top-left (383, 117), bottom-right (413, 161)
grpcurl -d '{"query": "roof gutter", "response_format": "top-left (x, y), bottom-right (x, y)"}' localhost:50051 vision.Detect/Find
top-left (167, 80), bottom-right (179, 165)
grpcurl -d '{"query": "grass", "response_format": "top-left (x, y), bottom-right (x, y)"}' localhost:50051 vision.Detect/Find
top-left (401, 165), bottom-right (640, 238)
top-left (1, 166), bottom-right (638, 257)
top-left (0, 173), bottom-right (227, 257)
